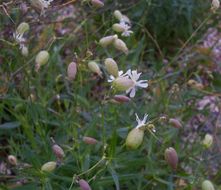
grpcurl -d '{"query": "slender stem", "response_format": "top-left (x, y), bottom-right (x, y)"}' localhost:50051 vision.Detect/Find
top-left (68, 156), bottom-right (106, 190)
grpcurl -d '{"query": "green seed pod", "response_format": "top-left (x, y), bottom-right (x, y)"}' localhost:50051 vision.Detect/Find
top-left (21, 46), bottom-right (29, 57)
top-left (126, 128), bottom-right (144, 149)
top-left (67, 62), bottom-right (77, 81)
top-left (202, 134), bottom-right (213, 148)
top-left (99, 35), bottom-right (118, 47)
top-left (79, 179), bottom-right (91, 190)
top-left (41, 161), bottom-right (56, 172)
top-left (35, 50), bottom-right (49, 67)
top-left (112, 23), bottom-right (125, 33)
top-left (104, 58), bottom-right (119, 77)
top-left (91, 0), bottom-right (104, 8)
top-left (211, 0), bottom-right (220, 11)
top-left (165, 147), bottom-right (178, 170)
top-left (88, 61), bottom-right (102, 77)
top-left (16, 22), bottom-right (30, 35)
top-left (202, 180), bottom-right (215, 190)
top-left (8, 155), bottom-right (17, 166)
top-left (113, 10), bottom-right (123, 21)
top-left (113, 39), bottom-right (128, 54)
top-left (113, 77), bottom-right (134, 91)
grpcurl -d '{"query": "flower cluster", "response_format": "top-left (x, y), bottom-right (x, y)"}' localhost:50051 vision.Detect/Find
top-left (96, 11), bottom-right (147, 98)
top-left (13, 22), bottom-right (30, 56)
top-left (112, 10), bottom-right (133, 37)
top-left (108, 67), bottom-right (148, 98)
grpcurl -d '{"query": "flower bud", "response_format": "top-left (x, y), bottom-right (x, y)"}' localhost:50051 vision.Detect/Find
top-left (126, 128), bottom-right (144, 149)
top-left (113, 95), bottom-right (131, 103)
top-left (8, 155), bottom-right (17, 166)
top-left (202, 180), bottom-right (215, 190)
top-left (52, 144), bottom-right (65, 160)
top-left (113, 39), bottom-right (128, 54)
top-left (21, 46), bottom-right (29, 57)
top-left (113, 10), bottom-right (123, 21)
top-left (99, 35), bottom-right (118, 47)
top-left (169, 118), bottom-right (182, 129)
top-left (16, 22), bottom-right (30, 35)
top-left (83, 136), bottom-right (98, 145)
top-left (67, 62), bottom-right (77, 81)
top-left (79, 179), bottom-right (92, 190)
top-left (35, 50), bottom-right (49, 71)
top-left (113, 77), bottom-right (134, 91)
top-left (112, 24), bottom-right (125, 33)
top-left (202, 134), bottom-right (213, 148)
top-left (104, 58), bottom-right (119, 77)
top-left (187, 79), bottom-right (204, 90)
top-left (41, 161), bottom-right (57, 172)
top-left (88, 61), bottom-right (102, 77)
top-left (29, 93), bottom-right (36, 101)
top-left (211, 0), bottom-right (220, 11)
top-left (165, 147), bottom-right (178, 170)
top-left (91, 0), bottom-right (104, 8)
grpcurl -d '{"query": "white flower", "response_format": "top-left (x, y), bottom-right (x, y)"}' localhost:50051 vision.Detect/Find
top-left (125, 70), bottom-right (148, 98)
top-left (107, 70), bottom-right (127, 82)
top-left (120, 22), bottom-right (133, 37)
top-left (30, 0), bottom-right (54, 13)
top-left (13, 32), bottom-right (25, 44)
top-left (135, 113), bottom-right (148, 129)
top-left (40, 0), bottom-right (54, 9)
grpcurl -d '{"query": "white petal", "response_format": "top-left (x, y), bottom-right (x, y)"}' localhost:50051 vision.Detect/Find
top-left (131, 70), bottom-right (141, 81)
top-left (135, 113), bottom-right (141, 125)
top-left (136, 81), bottom-right (148, 88)
top-left (118, 71), bottom-right (123, 76)
top-left (129, 87), bottom-right (136, 98)
top-left (142, 114), bottom-right (148, 124)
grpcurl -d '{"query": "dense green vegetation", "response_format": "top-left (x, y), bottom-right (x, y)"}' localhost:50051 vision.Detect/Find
top-left (0, 0), bottom-right (221, 189)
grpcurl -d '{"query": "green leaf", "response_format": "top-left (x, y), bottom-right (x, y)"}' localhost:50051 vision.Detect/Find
top-left (108, 166), bottom-right (120, 190)
top-left (0, 121), bottom-right (20, 130)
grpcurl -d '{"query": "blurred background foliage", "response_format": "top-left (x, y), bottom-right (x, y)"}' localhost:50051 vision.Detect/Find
top-left (0, 0), bottom-right (221, 189)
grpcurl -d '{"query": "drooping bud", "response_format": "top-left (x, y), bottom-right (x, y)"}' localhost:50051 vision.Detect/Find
top-left (8, 155), bottom-right (17, 166)
top-left (41, 161), bottom-right (57, 172)
top-left (112, 24), bottom-right (125, 33)
top-left (21, 46), bottom-right (29, 57)
top-left (202, 180), bottom-right (215, 190)
top-left (52, 144), bottom-right (65, 160)
top-left (187, 79), bottom-right (204, 90)
top-left (79, 179), bottom-right (92, 190)
top-left (169, 118), bottom-right (182, 129)
top-left (67, 62), bottom-right (77, 81)
top-left (104, 58), bottom-right (119, 77)
top-left (83, 136), bottom-right (98, 145)
top-left (29, 93), bottom-right (36, 101)
top-left (113, 95), bottom-right (131, 103)
top-left (165, 147), bottom-right (178, 170)
top-left (211, 0), bottom-right (220, 11)
top-left (16, 22), bottom-right (30, 35)
top-left (88, 61), bottom-right (102, 77)
top-left (202, 134), bottom-right (213, 148)
top-left (91, 0), bottom-right (104, 8)
top-left (113, 10), bottom-right (123, 21)
top-left (35, 50), bottom-right (49, 71)
top-left (126, 128), bottom-right (144, 149)
top-left (113, 39), bottom-right (129, 54)
top-left (113, 77), bottom-right (134, 91)
top-left (99, 35), bottom-right (118, 47)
